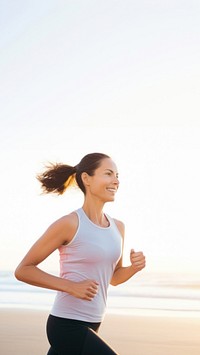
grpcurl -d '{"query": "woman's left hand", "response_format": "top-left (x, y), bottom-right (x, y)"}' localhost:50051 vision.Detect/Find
top-left (130, 249), bottom-right (146, 272)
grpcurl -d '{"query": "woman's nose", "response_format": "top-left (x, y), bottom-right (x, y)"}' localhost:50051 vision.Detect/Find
top-left (114, 176), bottom-right (119, 185)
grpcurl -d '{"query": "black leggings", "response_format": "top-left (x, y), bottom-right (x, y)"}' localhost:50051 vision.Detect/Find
top-left (46, 314), bottom-right (118, 355)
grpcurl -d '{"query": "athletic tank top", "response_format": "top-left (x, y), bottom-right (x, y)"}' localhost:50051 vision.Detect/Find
top-left (51, 208), bottom-right (122, 322)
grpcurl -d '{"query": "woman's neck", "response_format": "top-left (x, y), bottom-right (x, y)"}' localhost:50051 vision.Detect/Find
top-left (82, 201), bottom-right (109, 227)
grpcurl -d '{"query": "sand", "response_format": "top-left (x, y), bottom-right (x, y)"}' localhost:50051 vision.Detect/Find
top-left (0, 308), bottom-right (200, 355)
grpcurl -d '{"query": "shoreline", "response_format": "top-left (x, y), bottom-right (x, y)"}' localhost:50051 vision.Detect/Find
top-left (1, 307), bottom-right (200, 355)
top-left (1, 303), bottom-right (199, 318)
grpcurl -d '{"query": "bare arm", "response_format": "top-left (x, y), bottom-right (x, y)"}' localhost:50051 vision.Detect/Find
top-left (15, 213), bottom-right (98, 300)
top-left (110, 220), bottom-right (146, 286)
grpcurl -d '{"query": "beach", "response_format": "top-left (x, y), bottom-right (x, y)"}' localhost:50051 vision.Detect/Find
top-left (1, 308), bottom-right (200, 355)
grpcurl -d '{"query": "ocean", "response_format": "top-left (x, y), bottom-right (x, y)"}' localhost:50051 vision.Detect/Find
top-left (1, 271), bottom-right (200, 317)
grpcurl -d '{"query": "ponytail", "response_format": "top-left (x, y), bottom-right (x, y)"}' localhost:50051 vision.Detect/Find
top-left (37, 153), bottom-right (110, 196)
top-left (37, 163), bottom-right (77, 195)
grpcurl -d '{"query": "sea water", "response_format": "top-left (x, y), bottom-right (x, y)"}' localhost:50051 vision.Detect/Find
top-left (1, 271), bottom-right (200, 317)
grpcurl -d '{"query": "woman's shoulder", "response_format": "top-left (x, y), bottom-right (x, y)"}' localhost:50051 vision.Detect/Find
top-left (47, 211), bottom-right (79, 244)
top-left (112, 218), bottom-right (125, 237)
top-left (55, 211), bottom-right (79, 228)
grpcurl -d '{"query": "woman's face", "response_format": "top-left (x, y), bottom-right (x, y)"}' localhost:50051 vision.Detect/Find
top-left (84, 158), bottom-right (119, 202)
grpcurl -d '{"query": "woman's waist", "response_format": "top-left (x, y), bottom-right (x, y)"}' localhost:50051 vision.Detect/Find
top-left (51, 291), bottom-right (106, 322)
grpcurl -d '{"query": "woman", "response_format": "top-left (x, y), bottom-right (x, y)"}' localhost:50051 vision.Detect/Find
top-left (15, 152), bottom-right (146, 355)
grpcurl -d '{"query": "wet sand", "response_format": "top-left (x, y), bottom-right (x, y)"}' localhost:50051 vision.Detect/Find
top-left (1, 308), bottom-right (200, 355)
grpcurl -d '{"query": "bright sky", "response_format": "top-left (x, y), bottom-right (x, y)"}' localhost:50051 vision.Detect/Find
top-left (1, 1), bottom-right (200, 274)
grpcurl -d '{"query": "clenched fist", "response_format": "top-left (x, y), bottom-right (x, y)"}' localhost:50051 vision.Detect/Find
top-left (130, 249), bottom-right (146, 273)
top-left (69, 279), bottom-right (99, 301)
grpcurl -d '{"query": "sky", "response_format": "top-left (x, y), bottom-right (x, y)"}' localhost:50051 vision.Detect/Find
top-left (1, 0), bottom-right (200, 275)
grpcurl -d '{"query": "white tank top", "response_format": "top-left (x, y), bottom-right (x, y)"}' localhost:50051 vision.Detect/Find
top-left (51, 208), bottom-right (122, 322)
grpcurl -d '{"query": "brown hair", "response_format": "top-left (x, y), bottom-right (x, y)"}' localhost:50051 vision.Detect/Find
top-left (37, 153), bottom-right (110, 195)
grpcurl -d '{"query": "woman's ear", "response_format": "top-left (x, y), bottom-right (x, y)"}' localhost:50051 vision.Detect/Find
top-left (81, 172), bottom-right (90, 187)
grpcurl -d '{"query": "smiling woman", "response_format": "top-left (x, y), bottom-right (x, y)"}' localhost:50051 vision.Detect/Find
top-left (15, 152), bottom-right (146, 355)
top-left (81, 157), bottom-right (119, 205)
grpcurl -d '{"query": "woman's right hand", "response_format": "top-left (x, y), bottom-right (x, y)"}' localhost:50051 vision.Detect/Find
top-left (68, 279), bottom-right (99, 301)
